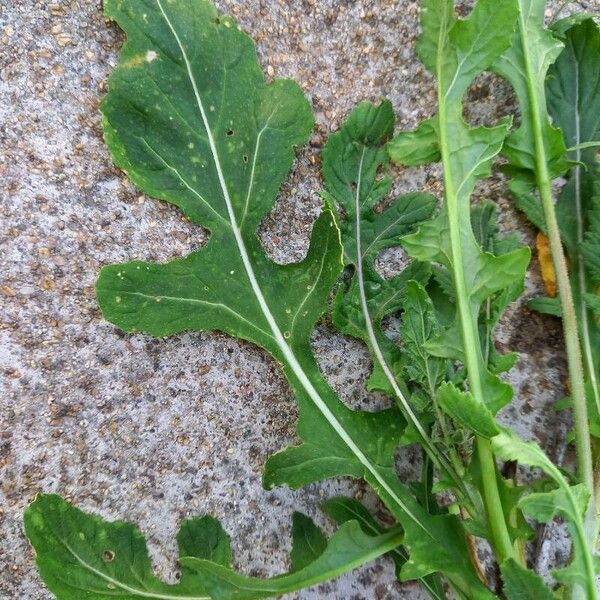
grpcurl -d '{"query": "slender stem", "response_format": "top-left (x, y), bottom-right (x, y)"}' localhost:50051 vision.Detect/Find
top-left (572, 71), bottom-right (600, 420)
top-left (353, 149), bottom-right (476, 514)
top-left (545, 461), bottom-right (599, 600)
top-left (432, 7), bottom-right (515, 566)
top-left (516, 9), bottom-right (595, 543)
top-left (437, 94), bottom-right (515, 567)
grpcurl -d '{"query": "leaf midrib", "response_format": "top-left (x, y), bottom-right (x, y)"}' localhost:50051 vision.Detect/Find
top-left (153, 0), bottom-right (423, 532)
top-left (352, 149), bottom-right (446, 503)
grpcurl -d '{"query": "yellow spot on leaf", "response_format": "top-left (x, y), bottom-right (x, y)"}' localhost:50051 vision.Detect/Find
top-left (123, 50), bottom-right (158, 69)
top-left (536, 232), bottom-right (557, 297)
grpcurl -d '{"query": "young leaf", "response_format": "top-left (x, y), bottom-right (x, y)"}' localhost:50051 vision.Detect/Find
top-left (24, 494), bottom-right (400, 600)
top-left (323, 100), bottom-right (462, 493)
top-left (492, 432), bottom-right (598, 596)
top-left (501, 558), bottom-right (557, 600)
top-left (437, 382), bottom-right (500, 439)
top-left (89, 2), bottom-right (494, 597)
top-left (400, 280), bottom-right (448, 394)
top-left (390, 0), bottom-right (527, 565)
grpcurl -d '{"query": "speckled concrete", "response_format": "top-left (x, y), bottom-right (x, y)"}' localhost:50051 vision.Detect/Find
top-left (0, 0), bottom-right (596, 598)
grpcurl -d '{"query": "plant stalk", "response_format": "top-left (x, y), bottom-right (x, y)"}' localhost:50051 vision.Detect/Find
top-left (437, 102), bottom-right (516, 567)
top-left (353, 150), bottom-right (476, 514)
top-left (516, 10), bottom-right (596, 548)
top-left (538, 178), bottom-right (592, 491)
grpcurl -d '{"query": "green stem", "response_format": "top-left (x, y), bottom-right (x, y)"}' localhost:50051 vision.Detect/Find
top-left (572, 92), bottom-right (600, 423)
top-left (353, 149), bottom-right (476, 514)
top-left (538, 180), bottom-right (593, 491)
top-left (437, 92), bottom-right (515, 568)
top-left (545, 459), bottom-right (599, 600)
top-left (516, 9), bottom-right (596, 547)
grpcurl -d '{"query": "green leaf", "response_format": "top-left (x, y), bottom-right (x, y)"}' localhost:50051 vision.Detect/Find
top-left (492, 0), bottom-right (570, 178)
top-left (545, 17), bottom-right (600, 431)
top-left (509, 176), bottom-right (547, 233)
top-left (471, 201), bottom-right (526, 376)
top-left (178, 516), bottom-right (232, 568)
top-left (289, 513), bottom-right (327, 572)
top-left (492, 431), bottom-right (598, 591)
top-left (24, 494), bottom-right (401, 600)
top-left (581, 192), bottom-right (600, 285)
top-left (399, 281), bottom-right (447, 394)
top-left (322, 100), bottom-right (494, 600)
top-left (322, 497), bottom-right (405, 575)
top-left (96, 4), bottom-right (463, 590)
top-left (519, 484), bottom-right (590, 525)
top-left (437, 382), bottom-right (500, 438)
top-left (547, 18), bottom-right (600, 167)
top-left (501, 558), bottom-right (557, 600)
top-left (388, 117), bottom-right (440, 166)
top-left (528, 296), bottom-right (562, 317)
top-left (24, 493), bottom-right (215, 599)
top-left (91, 4), bottom-right (493, 597)
top-left (584, 293), bottom-right (600, 315)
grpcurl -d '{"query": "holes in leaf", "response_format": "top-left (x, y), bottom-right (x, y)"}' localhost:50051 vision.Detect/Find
top-left (243, 155), bottom-right (248, 163)
top-left (213, 17), bottom-right (220, 24)
top-left (226, 129), bottom-right (234, 137)
top-left (102, 550), bottom-right (115, 562)
top-left (462, 71), bottom-right (519, 128)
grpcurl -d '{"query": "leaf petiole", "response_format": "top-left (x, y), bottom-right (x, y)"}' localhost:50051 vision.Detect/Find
top-left (515, 4), bottom-right (596, 550)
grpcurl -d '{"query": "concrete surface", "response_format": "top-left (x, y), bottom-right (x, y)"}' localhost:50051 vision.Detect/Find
top-left (0, 0), bottom-right (595, 598)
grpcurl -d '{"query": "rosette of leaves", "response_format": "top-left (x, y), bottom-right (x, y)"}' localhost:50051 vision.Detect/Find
top-left (23, 0), bottom-right (494, 598)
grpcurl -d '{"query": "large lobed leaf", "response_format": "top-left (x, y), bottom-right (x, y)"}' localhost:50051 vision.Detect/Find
top-left (24, 494), bottom-right (402, 600)
top-left (97, 0), bottom-right (410, 546)
top-left (27, 1), bottom-right (496, 598)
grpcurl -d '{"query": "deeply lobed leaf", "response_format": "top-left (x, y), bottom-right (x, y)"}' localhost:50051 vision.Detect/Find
top-left (390, 0), bottom-right (529, 415)
top-left (24, 494), bottom-right (401, 600)
top-left (81, 2), bottom-right (497, 597)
